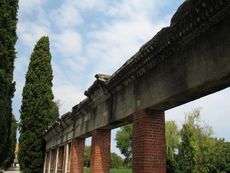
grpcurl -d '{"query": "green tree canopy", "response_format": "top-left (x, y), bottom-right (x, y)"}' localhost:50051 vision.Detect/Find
top-left (84, 145), bottom-right (91, 168)
top-left (166, 121), bottom-right (180, 173)
top-left (0, 0), bottom-right (18, 166)
top-left (177, 108), bottom-right (214, 173)
top-left (110, 152), bottom-right (124, 169)
top-left (115, 124), bottom-right (133, 167)
top-left (18, 36), bottom-right (57, 173)
top-left (6, 115), bottom-right (17, 168)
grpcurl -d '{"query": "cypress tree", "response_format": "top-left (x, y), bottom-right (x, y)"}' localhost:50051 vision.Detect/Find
top-left (0, 0), bottom-right (18, 166)
top-left (19, 36), bottom-right (57, 173)
top-left (7, 115), bottom-right (17, 168)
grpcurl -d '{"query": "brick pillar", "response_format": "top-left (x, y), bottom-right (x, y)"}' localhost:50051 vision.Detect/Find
top-left (90, 129), bottom-right (111, 173)
top-left (64, 144), bottom-right (69, 173)
top-left (132, 109), bottom-right (166, 173)
top-left (48, 151), bottom-right (52, 173)
top-left (43, 152), bottom-right (47, 173)
top-left (70, 138), bottom-right (85, 173)
top-left (54, 148), bottom-right (59, 173)
top-left (61, 145), bottom-right (67, 173)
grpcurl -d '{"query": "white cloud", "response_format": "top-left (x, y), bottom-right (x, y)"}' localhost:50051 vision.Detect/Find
top-left (50, 3), bottom-right (83, 30)
top-left (108, 0), bottom-right (158, 19)
top-left (52, 30), bottom-right (82, 58)
top-left (53, 84), bottom-right (86, 114)
top-left (70, 0), bottom-right (108, 10)
top-left (19, 0), bottom-right (45, 12)
top-left (52, 62), bottom-right (88, 114)
top-left (17, 21), bottom-right (50, 49)
top-left (85, 12), bottom-right (169, 75)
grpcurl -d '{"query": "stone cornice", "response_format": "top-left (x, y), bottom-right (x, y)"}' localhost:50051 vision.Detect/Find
top-left (84, 74), bottom-right (110, 98)
top-left (44, 112), bottom-right (72, 140)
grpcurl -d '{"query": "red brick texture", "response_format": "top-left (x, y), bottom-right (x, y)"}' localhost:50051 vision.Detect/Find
top-left (90, 129), bottom-right (111, 173)
top-left (70, 138), bottom-right (85, 173)
top-left (132, 109), bottom-right (166, 173)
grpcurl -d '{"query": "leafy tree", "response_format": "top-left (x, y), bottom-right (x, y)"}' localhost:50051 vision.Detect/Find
top-left (205, 138), bottom-right (230, 173)
top-left (115, 124), bottom-right (132, 167)
top-left (84, 145), bottom-right (91, 168)
top-left (110, 152), bottom-right (124, 168)
top-left (177, 108), bottom-right (214, 173)
top-left (0, 0), bottom-right (18, 166)
top-left (177, 109), bottom-right (201, 172)
top-left (177, 121), bottom-right (196, 172)
top-left (19, 36), bottom-right (57, 173)
top-left (165, 121), bottom-right (180, 173)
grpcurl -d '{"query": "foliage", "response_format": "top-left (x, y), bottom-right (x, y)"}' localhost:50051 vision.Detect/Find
top-left (115, 124), bottom-right (132, 167)
top-left (18, 37), bottom-right (57, 173)
top-left (110, 152), bottom-right (124, 168)
top-left (165, 121), bottom-right (180, 173)
top-left (176, 108), bottom-right (230, 173)
top-left (6, 115), bottom-right (17, 168)
top-left (84, 145), bottom-right (91, 168)
top-left (177, 108), bottom-right (207, 172)
top-left (204, 139), bottom-right (230, 173)
top-left (177, 120), bottom-right (197, 172)
top-left (0, 0), bottom-right (18, 166)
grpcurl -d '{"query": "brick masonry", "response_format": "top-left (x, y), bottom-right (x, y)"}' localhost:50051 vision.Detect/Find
top-left (132, 109), bottom-right (166, 173)
top-left (90, 129), bottom-right (111, 173)
top-left (70, 138), bottom-right (85, 173)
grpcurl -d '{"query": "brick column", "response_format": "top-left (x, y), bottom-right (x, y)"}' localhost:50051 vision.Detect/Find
top-left (43, 152), bottom-right (47, 173)
top-left (54, 148), bottom-right (59, 173)
top-left (70, 138), bottom-right (85, 173)
top-left (64, 144), bottom-right (69, 173)
top-left (132, 109), bottom-right (166, 173)
top-left (90, 129), bottom-right (111, 173)
top-left (48, 151), bottom-right (52, 173)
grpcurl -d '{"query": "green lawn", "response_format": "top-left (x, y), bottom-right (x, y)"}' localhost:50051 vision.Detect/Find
top-left (84, 168), bottom-right (131, 173)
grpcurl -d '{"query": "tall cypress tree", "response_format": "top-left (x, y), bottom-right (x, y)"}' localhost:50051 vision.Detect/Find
top-left (7, 115), bottom-right (17, 168)
top-left (19, 36), bottom-right (57, 173)
top-left (0, 0), bottom-right (18, 166)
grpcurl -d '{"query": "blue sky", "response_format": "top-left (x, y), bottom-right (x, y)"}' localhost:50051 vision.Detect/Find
top-left (14, 0), bottom-right (230, 154)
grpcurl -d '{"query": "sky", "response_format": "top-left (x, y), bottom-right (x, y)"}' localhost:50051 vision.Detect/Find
top-left (14, 0), bottom-right (230, 155)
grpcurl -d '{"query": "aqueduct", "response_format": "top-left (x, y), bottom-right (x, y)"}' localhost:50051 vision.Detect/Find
top-left (43, 0), bottom-right (230, 172)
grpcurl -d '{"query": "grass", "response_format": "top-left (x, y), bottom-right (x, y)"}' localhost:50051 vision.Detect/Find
top-left (20, 168), bottom-right (131, 173)
top-left (84, 168), bottom-right (131, 173)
